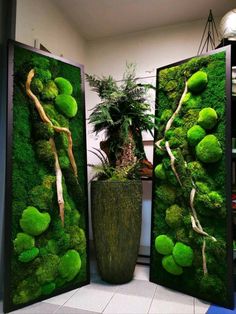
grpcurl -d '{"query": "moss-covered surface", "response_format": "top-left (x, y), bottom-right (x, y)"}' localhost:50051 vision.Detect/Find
top-left (151, 51), bottom-right (231, 307)
top-left (9, 46), bottom-right (88, 308)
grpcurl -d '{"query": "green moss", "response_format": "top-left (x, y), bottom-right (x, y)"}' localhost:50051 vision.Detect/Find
top-left (195, 181), bottom-right (210, 194)
top-left (55, 94), bottom-right (78, 118)
top-left (67, 226), bottom-right (86, 253)
top-left (33, 122), bottom-right (54, 140)
top-left (196, 135), bottom-right (222, 163)
top-left (45, 239), bottom-right (59, 255)
top-left (197, 108), bottom-right (218, 130)
top-left (13, 233), bottom-right (35, 254)
top-left (13, 278), bottom-right (41, 305)
top-left (187, 71), bottom-right (208, 94)
top-left (195, 191), bottom-right (224, 217)
top-left (187, 125), bottom-right (206, 146)
top-left (182, 92), bottom-right (201, 111)
top-left (154, 164), bottom-right (166, 180)
top-left (155, 235), bottom-right (174, 255)
top-left (58, 249), bottom-right (81, 282)
top-left (31, 78), bottom-right (44, 94)
top-left (55, 77), bottom-right (73, 95)
top-left (59, 155), bottom-right (70, 169)
top-left (160, 109), bottom-right (173, 122)
top-left (155, 184), bottom-right (176, 205)
top-left (199, 274), bottom-right (226, 300)
top-left (36, 254), bottom-right (60, 284)
top-left (35, 68), bottom-right (52, 82)
top-left (18, 247), bottom-right (39, 263)
top-left (20, 206), bottom-right (51, 236)
top-left (29, 185), bottom-right (53, 211)
top-left (41, 80), bottom-right (58, 100)
top-left (187, 161), bottom-right (206, 180)
top-left (172, 242), bottom-right (193, 267)
top-left (165, 204), bottom-right (183, 229)
top-left (41, 282), bottom-right (56, 295)
top-left (175, 228), bottom-right (189, 244)
top-left (162, 255), bottom-right (183, 276)
top-left (36, 140), bottom-right (55, 167)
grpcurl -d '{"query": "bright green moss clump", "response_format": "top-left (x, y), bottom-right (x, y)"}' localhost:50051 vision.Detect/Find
top-left (187, 71), bottom-right (208, 94)
top-left (36, 254), bottom-right (60, 284)
top-left (13, 233), bottom-right (35, 254)
top-left (58, 249), bottom-right (81, 282)
top-left (31, 78), bottom-right (43, 94)
top-left (165, 204), bottom-right (183, 229)
top-left (55, 94), bottom-right (78, 118)
top-left (155, 235), bottom-right (174, 255)
top-left (162, 255), bottom-right (183, 276)
top-left (20, 206), bottom-right (51, 236)
top-left (172, 242), bottom-right (193, 267)
top-left (187, 125), bottom-right (206, 146)
top-left (196, 135), bottom-right (222, 163)
top-left (182, 92), bottom-right (201, 111)
top-left (29, 185), bottom-right (53, 211)
top-left (41, 282), bottom-right (56, 295)
top-left (55, 77), bottom-right (73, 95)
top-left (197, 108), bottom-right (218, 130)
top-left (154, 164), bottom-right (166, 180)
top-left (18, 247), bottom-right (39, 263)
top-left (187, 161), bottom-right (206, 180)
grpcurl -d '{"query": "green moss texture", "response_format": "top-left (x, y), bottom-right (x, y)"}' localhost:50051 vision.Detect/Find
top-left (9, 45), bottom-right (88, 307)
top-left (151, 51), bottom-right (230, 307)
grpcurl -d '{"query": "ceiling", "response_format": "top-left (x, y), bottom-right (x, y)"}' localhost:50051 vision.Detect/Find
top-left (53, 0), bottom-right (236, 40)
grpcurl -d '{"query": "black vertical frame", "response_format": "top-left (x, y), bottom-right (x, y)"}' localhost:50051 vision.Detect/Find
top-left (0, 0), bottom-right (16, 309)
top-left (150, 46), bottom-right (234, 309)
top-left (4, 40), bottom-right (90, 313)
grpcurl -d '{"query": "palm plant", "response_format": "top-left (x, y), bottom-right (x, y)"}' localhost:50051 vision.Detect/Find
top-left (86, 64), bottom-right (156, 178)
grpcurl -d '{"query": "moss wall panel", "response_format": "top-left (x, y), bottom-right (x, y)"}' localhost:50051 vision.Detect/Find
top-left (150, 48), bottom-right (233, 308)
top-left (4, 41), bottom-right (89, 312)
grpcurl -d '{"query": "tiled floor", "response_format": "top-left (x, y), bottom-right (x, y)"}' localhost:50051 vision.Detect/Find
top-left (9, 261), bottom-right (210, 314)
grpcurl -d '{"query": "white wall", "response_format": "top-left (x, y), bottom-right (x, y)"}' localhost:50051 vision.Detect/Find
top-left (16, 0), bottom-right (86, 64)
top-left (85, 18), bottom-right (221, 247)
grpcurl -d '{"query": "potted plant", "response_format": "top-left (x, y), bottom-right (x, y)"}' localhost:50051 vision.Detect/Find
top-left (86, 65), bottom-right (155, 284)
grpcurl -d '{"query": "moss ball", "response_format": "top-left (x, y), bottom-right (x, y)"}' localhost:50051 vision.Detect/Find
top-left (172, 242), bottom-right (193, 267)
top-left (155, 235), bottom-right (174, 255)
top-left (20, 206), bottom-right (51, 236)
top-left (196, 135), bottom-right (222, 163)
top-left (55, 94), bottom-right (78, 118)
top-left (187, 71), bottom-right (208, 94)
top-left (42, 282), bottom-right (56, 295)
top-left (197, 108), bottom-right (218, 130)
top-left (58, 249), bottom-right (81, 282)
top-left (165, 204), bottom-right (183, 229)
top-left (18, 247), bottom-right (39, 263)
top-left (154, 164), bottom-right (166, 180)
top-left (13, 233), bottom-right (35, 254)
top-left (155, 185), bottom-right (176, 205)
top-left (55, 77), bottom-right (73, 95)
top-left (162, 255), bottom-right (183, 276)
top-left (187, 125), bottom-right (206, 146)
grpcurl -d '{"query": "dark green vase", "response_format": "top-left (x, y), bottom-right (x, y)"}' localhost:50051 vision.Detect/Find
top-left (91, 180), bottom-right (142, 284)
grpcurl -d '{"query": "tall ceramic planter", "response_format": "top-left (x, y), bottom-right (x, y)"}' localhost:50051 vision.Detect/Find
top-left (91, 180), bottom-right (142, 284)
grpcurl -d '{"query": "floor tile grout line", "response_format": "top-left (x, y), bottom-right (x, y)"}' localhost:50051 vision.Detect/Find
top-left (147, 284), bottom-right (157, 314)
top-left (52, 288), bottom-right (80, 313)
top-left (101, 288), bottom-right (119, 313)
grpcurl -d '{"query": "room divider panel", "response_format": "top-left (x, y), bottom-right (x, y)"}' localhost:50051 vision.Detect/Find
top-left (4, 40), bottom-right (89, 312)
top-left (150, 46), bottom-right (234, 309)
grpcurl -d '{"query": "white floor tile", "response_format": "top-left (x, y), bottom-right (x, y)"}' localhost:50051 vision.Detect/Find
top-left (44, 288), bottom-right (79, 305)
top-left (117, 279), bottom-right (156, 299)
top-left (133, 265), bottom-right (149, 281)
top-left (63, 286), bottom-right (114, 312)
top-left (149, 285), bottom-right (194, 314)
top-left (195, 298), bottom-right (210, 314)
top-left (103, 293), bottom-right (152, 314)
